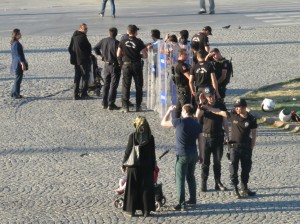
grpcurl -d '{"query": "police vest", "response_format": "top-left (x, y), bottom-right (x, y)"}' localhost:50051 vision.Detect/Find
top-left (173, 62), bottom-right (190, 88)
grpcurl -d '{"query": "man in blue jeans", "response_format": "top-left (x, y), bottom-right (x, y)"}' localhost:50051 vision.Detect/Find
top-left (161, 104), bottom-right (204, 211)
top-left (99, 0), bottom-right (116, 18)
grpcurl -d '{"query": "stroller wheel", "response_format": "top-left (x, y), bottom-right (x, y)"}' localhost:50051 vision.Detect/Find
top-left (114, 198), bottom-right (124, 209)
top-left (155, 201), bottom-right (161, 211)
top-left (161, 196), bottom-right (166, 205)
top-left (95, 88), bottom-right (101, 97)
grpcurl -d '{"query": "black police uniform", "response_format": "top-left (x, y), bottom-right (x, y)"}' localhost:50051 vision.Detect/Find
top-left (213, 59), bottom-right (229, 99)
top-left (94, 36), bottom-right (120, 108)
top-left (190, 61), bottom-right (215, 105)
top-left (191, 32), bottom-right (209, 56)
top-left (200, 101), bottom-right (227, 187)
top-left (174, 60), bottom-right (191, 118)
top-left (118, 36), bottom-right (146, 110)
top-left (229, 111), bottom-right (257, 190)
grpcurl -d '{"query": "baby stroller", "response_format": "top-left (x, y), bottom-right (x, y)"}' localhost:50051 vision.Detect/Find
top-left (89, 54), bottom-right (104, 96)
top-left (113, 150), bottom-right (169, 211)
top-left (80, 54), bottom-right (104, 96)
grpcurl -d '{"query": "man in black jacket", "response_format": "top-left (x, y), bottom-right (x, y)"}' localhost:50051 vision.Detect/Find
top-left (68, 23), bottom-right (92, 100)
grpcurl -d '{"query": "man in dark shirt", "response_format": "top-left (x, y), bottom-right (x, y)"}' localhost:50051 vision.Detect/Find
top-left (94, 27), bottom-right (120, 110)
top-left (229, 98), bottom-right (257, 199)
top-left (196, 86), bottom-right (229, 192)
top-left (161, 104), bottom-right (203, 211)
top-left (117, 24), bottom-right (148, 112)
top-left (205, 48), bottom-right (230, 100)
top-left (189, 51), bottom-right (220, 106)
top-left (174, 49), bottom-right (191, 118)
top-left (191, 26), bottom-right (212, 57)
top-left (68, 23), bottom-right (92, 100)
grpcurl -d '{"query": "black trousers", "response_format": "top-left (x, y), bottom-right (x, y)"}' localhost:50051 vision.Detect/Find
top-left (218, 86), bottom-right (227, 99)
top-left (229, 146), bottom-right (253, 186)
top-left (175, 88), bottom-right (191, 118)
top-left (121, 62), bottom-right (143, 108)
top-left (102, 64), bottom-right (121, 106)
top-left (74, 64), bottom-right (90, 97)
top-left (201, 136), bottom-right (224, 183)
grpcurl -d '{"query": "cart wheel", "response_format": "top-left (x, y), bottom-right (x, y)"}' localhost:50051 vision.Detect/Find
top-left (161, 196), bottom-right (166, 205)
top-left (114, 198), bottom-right (124, 209)
top-left (155, 201), bottom-right (161, 211)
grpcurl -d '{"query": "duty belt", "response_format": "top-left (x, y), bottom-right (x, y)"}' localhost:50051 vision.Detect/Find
top-left (177, 87), bottom-right (190, 92)
top-left (203, 133), bottom-right (223, 138)
top-left (229, 143), bottom-right (250, 148)
top-left (123, 61), bottom-right (141, 65)
top-left (104, 61), bottom-right (117, 65)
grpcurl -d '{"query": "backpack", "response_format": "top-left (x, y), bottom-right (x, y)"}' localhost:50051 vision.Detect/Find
top-left (220, 58), bottom-right (233, 86)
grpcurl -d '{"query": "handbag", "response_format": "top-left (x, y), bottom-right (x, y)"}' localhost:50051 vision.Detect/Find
top-left (123, 135), bottom-right (140, 167)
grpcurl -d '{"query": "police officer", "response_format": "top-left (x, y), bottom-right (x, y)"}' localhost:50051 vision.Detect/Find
top-left (117, 24), bottom-right (148, 112)
top-left (229, 98), bottom-right (257, 199)
top-left (196, 86), bottom-right (229, 192)
top-left (94, 27), bottom-right (121, 110)
top-left (173, 49), bottom-right (192, 118)
top-left (189, 51), bottom-right (220, 106)
top-left (191, 26), bottom-right (212, 57)
top-left (205, 48), bottom-right (230, 100)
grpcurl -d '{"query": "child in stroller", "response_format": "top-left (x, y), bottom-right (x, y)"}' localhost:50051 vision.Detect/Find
top-left (113, 150), bottom-right (169, 211)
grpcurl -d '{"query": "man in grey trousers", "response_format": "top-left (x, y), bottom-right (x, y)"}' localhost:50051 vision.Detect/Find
top-left (199, 0), bottom-right (215, 14)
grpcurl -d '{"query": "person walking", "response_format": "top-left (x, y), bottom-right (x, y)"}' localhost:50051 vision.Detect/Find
top-left (68, 23), bottom-right (92, 100)
top-left (161, 104), bottom-right (203, 211)
top-left (199, 0), bottom-right (215, 14)
top-left (122, 116), bottom-right (156, 217)
top-left (117, 24), bottom-right (147, 112)
top-left (229, 98), bottom-right (257, 199)
top-left (196, 86), bottom-right (229, 192)
top-left (10, 28), bottom-right (27, 99)
top-left (99, 0), bottom-right (116, 18)
top-left (94, 27), bottom-right (121, 110)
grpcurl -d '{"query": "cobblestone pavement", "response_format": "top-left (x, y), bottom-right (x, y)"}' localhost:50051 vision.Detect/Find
top-left (1, 6), bottom-right (300, 224)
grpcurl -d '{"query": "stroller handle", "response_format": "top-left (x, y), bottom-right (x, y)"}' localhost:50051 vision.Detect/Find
top-left (157, 149), bottom-right (170, 161)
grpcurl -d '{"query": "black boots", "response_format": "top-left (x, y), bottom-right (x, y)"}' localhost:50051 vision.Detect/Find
top-left (201, 181), bottom-right (207, 192)
top-left (241, 183), bottom-right (256, 197)
top-left (233, 186), bottom-right (241, 199)
top-left (215, 182), bottom-right (227, 191)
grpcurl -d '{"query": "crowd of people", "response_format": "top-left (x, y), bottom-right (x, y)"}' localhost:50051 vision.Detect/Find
top-left (9, 23), bottom-right (257, 217)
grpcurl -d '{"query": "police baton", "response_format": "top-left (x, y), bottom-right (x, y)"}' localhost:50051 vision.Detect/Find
top-left (224, 140), bottom-right (232, 164)
top-left (157, 149), bottom-right (170, 161)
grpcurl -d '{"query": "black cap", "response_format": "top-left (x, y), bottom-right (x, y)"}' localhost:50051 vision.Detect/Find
top-left (127, 24), bottom-right (139, 33)
top-left (203, 26), bottom-right (212, 35)
top-left (203, 86), bottom-right (215, 97)
top-left (233, 98), bottom-right (247, 107)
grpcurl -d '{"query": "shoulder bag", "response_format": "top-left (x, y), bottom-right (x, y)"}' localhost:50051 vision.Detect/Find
top-left (123, 135), bottom-right (140, 167)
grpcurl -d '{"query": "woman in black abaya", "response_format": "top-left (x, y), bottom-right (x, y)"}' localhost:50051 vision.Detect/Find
top-left (121, 116), bottom-right (156, 217)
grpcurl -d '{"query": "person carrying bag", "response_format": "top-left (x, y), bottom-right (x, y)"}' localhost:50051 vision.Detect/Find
top-left (121, 116), bottom-right (156, 217)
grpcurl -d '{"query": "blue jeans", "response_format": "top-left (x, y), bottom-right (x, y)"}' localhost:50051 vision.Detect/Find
top-left (11, 67), bottom-right (23, 97)
top-left (175, 153), bottom-right (198, 207)
top-left (100, 0), bottom-right (115, 16)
